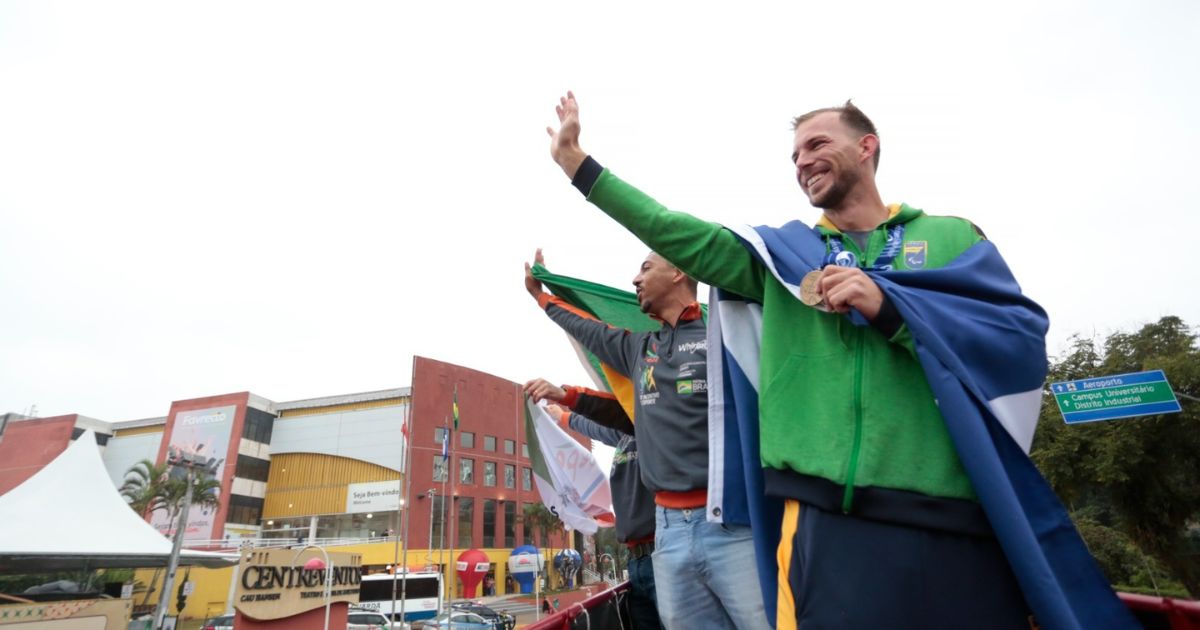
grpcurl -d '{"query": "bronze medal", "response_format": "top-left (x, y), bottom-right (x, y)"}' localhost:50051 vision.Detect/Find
top-left (799, 270), bottom-right (828, 311)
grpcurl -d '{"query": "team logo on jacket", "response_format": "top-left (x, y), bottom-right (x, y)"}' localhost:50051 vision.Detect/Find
top-left (641, 366), bottom-right (657, 393)
top-left (903, 241), bottom-right (927, 269)
top-left (644, 344), bottom-right (659, 364)
top-left (677, 379), bottom-right (707, 395)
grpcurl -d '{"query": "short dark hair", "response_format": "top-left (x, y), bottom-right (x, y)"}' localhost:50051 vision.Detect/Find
top-left (791, 100), bottom-right (880, 171)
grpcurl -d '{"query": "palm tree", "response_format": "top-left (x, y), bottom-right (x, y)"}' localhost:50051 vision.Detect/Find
top-left (120, 459), bottom-right (223, 535)
top-left (159, 474), bottom-right (222, 537)
top-left (522, 504), bottom-right (563, 586)
top-left (120, 459), bottom-right (171, 519)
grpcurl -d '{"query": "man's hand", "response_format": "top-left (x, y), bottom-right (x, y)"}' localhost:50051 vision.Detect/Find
top-left (524, 248), bottom-right (547, 301)
top-left (524, 378), bottom-right (567, 403)
top-left (818, 266), bottom-right (885, 320)
top-left (545, 403), bottom-right (570, 429)
top-left (546, 91), bottom-right (587, 179)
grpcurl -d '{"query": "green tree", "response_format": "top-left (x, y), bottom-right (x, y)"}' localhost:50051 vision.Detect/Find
top-left (160, 474), bottom-right (222, 537)
top-left (522, 503), bottom-right (563, 586)
top-left (119, 459), bottom-right (222, 536)
top-left (1031, 316), bottom-right (1200, 595)
top-left (119, 459), bottom-right (171, 518)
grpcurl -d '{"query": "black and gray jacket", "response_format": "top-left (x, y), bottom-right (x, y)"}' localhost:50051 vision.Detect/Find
top-left (538, 294), bottom-right (709, 505)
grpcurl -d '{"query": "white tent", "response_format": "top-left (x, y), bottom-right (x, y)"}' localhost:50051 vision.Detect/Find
top-left (0, 430), bottom-right (236, 573)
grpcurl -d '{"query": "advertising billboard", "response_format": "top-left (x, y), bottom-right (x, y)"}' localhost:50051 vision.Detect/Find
top-left (151, 404), bottom-right (237, 541)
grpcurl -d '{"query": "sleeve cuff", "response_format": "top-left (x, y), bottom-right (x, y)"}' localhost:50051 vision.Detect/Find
top-left (571, 156), bottom-right (603, 197)
top-left (870, 295), bottom-right (903, 338)
top-left (560, 386), bottom-right (582, 408)
top-left (536, 292), bottom-right (554, 310)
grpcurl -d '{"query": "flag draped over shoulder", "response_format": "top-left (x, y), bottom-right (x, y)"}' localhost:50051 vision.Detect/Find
top-left (523, 397), bottom-right (614, 535)
top-left (711, 220), bottom-right (1137, 630)
top-left (530, 264), bottom-right (661, 419)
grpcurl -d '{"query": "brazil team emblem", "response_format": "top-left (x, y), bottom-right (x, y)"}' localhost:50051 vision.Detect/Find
top-left (903, 241), bottom-right (927, 269)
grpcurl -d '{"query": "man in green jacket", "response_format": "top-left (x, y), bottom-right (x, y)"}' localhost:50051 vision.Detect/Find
top-left (543, 92), bottom-right (1032, 629)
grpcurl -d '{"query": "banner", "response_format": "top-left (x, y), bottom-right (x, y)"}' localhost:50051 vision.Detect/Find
top-left (523, 398), bottom-right (613, 535)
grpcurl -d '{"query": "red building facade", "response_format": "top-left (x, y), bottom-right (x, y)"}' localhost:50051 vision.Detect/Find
top-left (407, 356), bottom-right (581, 552)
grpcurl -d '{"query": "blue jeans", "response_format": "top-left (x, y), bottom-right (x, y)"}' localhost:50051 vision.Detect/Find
top-left (651, 506), bottom-right (771, 630)
top-left (627, 553), bottom-right (663, 630)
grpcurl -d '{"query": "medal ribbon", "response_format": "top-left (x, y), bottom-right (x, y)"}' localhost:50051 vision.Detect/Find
top-left (823, 223), bottom-right (906, 271)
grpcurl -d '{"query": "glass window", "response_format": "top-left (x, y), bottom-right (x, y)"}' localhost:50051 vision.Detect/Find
top-left (226, 495), bottom-right (263, 526)
top-left (484, 462), bottom-right (496, 487)
top-left (457, 497), bottom-right (474, 548)
top-left (461, 432), bottom-right (475, 449)
top-left (522, 467), bottom-right (532, 491)
top-left (504, 439), bottom-right (515, 455)
top-left (483, 499), bottom-right (496, 548)
top-left (504, 501), bottom-right (516, 548)
top-left (521, 443), bottom-right (528, 458)
top-left (433, 457), bottom-right (448, 483)
top-left (521, 503), bottom-right (534, 545)
top-left (241, 408), bottom-right (276, 444)
top-left (460, 458), bottom-right (474, 484)
top-left (504, 464), bottom-right (515, 489)
top-left (235, 455), bottom-right (271, 483)
top-left (434, 427), bottom-right (447, 445)
top-left (483, 435), bottom-right (496, 451)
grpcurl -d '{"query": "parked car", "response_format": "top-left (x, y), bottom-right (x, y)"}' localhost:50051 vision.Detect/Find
top-left (451, 602), bottom-right (515, 630)
top-left (417, 611), bottom-right (493, 629)
top-left (348, 609), bottom-right (411, 630)
top-left (200, 614), bottom-right (234, 630)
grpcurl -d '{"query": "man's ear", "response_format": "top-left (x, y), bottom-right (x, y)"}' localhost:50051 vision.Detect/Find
top-left (859, 134), bottom-right (879, 166)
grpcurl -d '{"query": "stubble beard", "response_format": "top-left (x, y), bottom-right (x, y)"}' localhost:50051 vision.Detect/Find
top-left (810, 167), bottom-right (859, 211)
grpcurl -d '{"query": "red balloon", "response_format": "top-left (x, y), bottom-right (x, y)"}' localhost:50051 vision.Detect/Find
top-left (455, 549), bottom-right (490, 598)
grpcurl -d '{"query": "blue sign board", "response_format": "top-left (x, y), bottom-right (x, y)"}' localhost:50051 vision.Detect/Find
top-left (1051, 369), bottom-right (1182, 424)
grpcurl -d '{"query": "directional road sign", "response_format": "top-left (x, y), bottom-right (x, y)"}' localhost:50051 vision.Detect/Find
top-left (1050, 369), bottom-right (1182, 424)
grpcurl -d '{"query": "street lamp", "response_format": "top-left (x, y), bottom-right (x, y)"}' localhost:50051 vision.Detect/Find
top-left (154, 447), bottom-right (221, 630)
top-left (291, 545), bottom-right (332, 630)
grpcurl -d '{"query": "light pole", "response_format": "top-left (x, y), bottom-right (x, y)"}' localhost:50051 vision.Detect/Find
top-left (154, 448), bottom-right (220, 630)
top-left (291, 545), bottom-right (332, 630)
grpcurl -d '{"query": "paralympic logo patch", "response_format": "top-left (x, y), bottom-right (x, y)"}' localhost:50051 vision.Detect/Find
top-left (904, 241), bottom-right (927, 269)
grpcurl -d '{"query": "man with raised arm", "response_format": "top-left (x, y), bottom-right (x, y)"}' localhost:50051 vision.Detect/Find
top-left (524, 251), bottom-right (770, 630)
top-left (540, 92), bottom-right (1132, 630)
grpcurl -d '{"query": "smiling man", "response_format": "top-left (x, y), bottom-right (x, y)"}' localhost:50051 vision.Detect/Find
top-left (543, 93), bottom-right (1043, 629)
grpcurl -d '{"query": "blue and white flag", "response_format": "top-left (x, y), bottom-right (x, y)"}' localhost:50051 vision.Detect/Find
top-left (707, 220), bottom-right (1137, 630)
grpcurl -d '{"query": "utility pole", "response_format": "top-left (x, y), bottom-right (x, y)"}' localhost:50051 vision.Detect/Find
top-left (154, 448), bottom-right (220, 630)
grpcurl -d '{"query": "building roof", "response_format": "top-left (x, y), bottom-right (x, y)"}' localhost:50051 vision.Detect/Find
top-left (109, 416), bottom-right (169, 431)
top-left (275, 387), bottom-right (412, 412)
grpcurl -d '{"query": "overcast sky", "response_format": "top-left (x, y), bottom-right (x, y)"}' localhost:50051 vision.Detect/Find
top-left (2, 0), bottom-right (1197, 426)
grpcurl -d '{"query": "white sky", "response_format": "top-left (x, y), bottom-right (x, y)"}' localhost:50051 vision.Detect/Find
top-left (2, 0), bottom-right (1198, 426)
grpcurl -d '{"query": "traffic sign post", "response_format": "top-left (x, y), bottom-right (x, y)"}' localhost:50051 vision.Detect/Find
top-left (1051, 369), bottom-right (1182, 424)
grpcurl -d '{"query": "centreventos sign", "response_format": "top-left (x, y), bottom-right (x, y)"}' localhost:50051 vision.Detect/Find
top-left (234, 548), bottom-right (362, 620)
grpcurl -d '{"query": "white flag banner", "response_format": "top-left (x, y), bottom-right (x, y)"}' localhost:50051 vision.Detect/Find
top-left (524, 398), bottom-right (614, 535)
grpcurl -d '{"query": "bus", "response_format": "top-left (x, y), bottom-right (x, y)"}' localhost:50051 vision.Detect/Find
top-left (358, 571), bottom-right (443, 623)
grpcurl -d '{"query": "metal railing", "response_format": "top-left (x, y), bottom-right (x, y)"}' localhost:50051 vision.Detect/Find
top-left (182, 535), bottom-right (398, 552)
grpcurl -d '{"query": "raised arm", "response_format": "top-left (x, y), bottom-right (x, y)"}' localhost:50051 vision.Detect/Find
top-left (525, 249), bottom-right (637, 376)
top-left (546, 92), bottom-right (766, 301)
